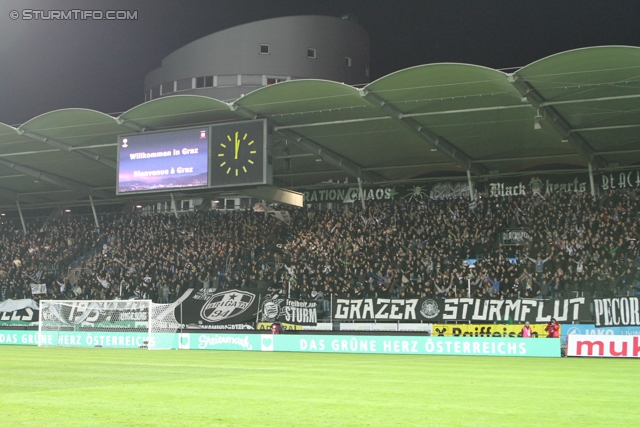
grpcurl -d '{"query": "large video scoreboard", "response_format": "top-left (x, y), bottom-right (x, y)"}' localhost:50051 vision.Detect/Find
top-left (117, 120), bottom-right (269, 195)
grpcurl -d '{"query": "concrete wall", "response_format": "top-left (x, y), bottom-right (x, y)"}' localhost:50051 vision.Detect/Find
top-left (144, 15), bottom-right (370, 101)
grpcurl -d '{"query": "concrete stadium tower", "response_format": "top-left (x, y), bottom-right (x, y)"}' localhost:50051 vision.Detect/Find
top-left (144, 15), bottom-right (370, 102)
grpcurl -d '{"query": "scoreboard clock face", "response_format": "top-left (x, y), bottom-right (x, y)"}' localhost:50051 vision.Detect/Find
top-left (210, 120), bottom-right (269, 187)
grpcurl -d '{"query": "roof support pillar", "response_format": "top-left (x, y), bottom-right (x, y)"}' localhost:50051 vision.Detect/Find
top-left (89, 195), bottom-right (100, 231)
top-left (170, 193), bottom-right (179, 219)
top-left (357, 177), bottom-right (365, 210)
top-left (16, 200), bottom-right (26, 235)
top-left (588, 162), bottom-right (596, 198)
top-left (467, 170), bottom-right (475, 202)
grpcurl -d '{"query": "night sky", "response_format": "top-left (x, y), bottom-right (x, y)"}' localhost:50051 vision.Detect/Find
top-left (1, 0), bottom-right (639, 126)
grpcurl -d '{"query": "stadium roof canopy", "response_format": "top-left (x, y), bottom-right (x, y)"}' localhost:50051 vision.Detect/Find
top-left (1, 46), bottom-right (639, 210)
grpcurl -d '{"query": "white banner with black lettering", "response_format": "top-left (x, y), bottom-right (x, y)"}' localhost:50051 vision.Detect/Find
top-left (332, 297), bottom-right (592, 323)
top-left (259, 294), bottom-right (317, 325)
top-left (30, 284), bottom-right (47, 295)
top-left (594, 297), bottom-right (640, 327)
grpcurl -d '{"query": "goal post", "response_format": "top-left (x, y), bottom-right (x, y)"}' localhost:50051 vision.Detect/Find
top-left (38, 300), bottom-right (182, 349)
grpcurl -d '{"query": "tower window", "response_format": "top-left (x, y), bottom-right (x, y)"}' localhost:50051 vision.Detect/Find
top-left (266, 77), bottom-right (287, 85)
top-left (307, 48), bottom-right (317, 59)
top-left (260, 44), bottom-right (270, 54)
top-left (345, 57), bottom-right (352, 67)
top-left (196, 76), bottom-right (214, 88)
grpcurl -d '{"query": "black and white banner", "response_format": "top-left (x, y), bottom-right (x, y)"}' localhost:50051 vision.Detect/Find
top-left (0, 307), bottom-right (39, 327)
top-left (486, 174), bottom-right (589, 198)
top-left (594, 297), bottom-right (640, 327)
top-left (500, 229), bottom-right (530, 246)
top-left (178, 289), bottom-right (265, 327)
top-left (259, 294), bottom-right (317, 326)
top-left (600, 170), bottom-right (640, 191)
top-left (332, 297), bottom-right (592, 323)
top-left (0, 298), bottom-right (40, 326)
top-left (30, 284), bottom-right (47, 295)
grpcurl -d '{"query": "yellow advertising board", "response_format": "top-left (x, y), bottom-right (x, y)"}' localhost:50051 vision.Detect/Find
top-left (257, 322), bottom-right (302, 331)
top-left (432, 324), bottom-right (557, 338)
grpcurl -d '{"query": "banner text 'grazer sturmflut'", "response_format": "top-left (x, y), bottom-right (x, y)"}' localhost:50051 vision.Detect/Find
top-left (332, 297), bottom-right (591, 323)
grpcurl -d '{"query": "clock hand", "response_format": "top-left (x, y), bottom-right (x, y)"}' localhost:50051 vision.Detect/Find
top-left (234, 132), bottom-right (239, 159)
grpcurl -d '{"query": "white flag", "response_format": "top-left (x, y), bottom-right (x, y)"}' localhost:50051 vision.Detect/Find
top-left (30, 284), bottom-right (47, 294)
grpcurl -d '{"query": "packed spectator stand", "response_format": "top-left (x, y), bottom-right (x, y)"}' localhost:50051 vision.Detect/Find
top-left (1, 188), bottom-right (639, 310)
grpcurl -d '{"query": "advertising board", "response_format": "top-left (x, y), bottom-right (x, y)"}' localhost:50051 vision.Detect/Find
top-left (566, 335), bottom-right (640, 358)
top-left (1, 331), bottom-right (560, 357)
top-left (561, 324), bottom-right (640, 345)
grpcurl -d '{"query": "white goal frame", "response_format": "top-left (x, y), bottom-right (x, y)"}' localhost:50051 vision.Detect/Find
top-left (38, 299), bottom-right (181, 349)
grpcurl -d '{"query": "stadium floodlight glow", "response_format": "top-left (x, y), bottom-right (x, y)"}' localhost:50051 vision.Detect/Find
top-left (136, 205), bottom-right (142, 208)
top-left (64, 209), bottom-right (71, 212)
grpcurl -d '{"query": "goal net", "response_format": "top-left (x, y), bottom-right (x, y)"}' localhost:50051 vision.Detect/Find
top-left (38, 300), bottom-right (182, 349)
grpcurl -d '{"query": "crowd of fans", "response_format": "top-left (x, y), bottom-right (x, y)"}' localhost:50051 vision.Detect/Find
top-left (1, 187), bottom-right (639, 306)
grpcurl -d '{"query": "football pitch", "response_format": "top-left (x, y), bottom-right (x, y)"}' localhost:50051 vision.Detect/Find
top-left (1, 346), bottom-right (637, 427)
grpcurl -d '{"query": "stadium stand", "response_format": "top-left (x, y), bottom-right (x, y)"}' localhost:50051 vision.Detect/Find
top-left (1, 188), bottom-right (639, 306)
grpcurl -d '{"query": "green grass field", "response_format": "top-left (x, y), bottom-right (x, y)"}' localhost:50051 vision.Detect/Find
top-left (1, 346), bottom-right (638, 427)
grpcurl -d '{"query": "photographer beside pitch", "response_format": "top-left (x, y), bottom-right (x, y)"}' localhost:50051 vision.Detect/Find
top-left (545, 318), bottom-right (559, 338)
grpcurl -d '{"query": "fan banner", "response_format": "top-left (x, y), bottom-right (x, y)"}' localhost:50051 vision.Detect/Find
top-left (484, 174), bottom-right (589, 198)
top-left (30, 284), bottom-right (47, 295)
top-left (332, 297), bottom-right (592, 323)
top-left (258, 294), bottom-right (318, 326)
top-left (593, 297), bottom-right (640, 327)
top-left (0, 299), bottom-right (39, 312)
top-left (0, 307), bottom-right (39, 327)
top-left (178, 288), bottom-right (266, 327)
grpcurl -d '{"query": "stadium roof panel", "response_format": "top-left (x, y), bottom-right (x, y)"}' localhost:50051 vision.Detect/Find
top-left (365, 63), bottom-right (524, 115)
top-left (119, 95), bottom-right (237, 130)
top-left (0, 46), bottom-right (639, 209)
